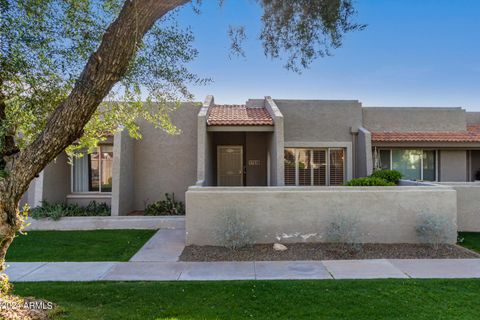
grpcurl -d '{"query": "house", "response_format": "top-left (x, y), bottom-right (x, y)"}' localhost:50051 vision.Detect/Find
top-left (22, 95), bottom-right (480, 218)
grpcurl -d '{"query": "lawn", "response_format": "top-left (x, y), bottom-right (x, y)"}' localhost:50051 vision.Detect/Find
top-left (12, 279), bottom-right (480, 319)
top-left (6, 230), bottom-right (156, 262)
top-left (459, 232), bottom-right (480, 254)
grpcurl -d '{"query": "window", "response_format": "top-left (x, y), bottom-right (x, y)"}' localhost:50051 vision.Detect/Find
top-left (378, 149), bottom-right (436, 181)
top-left (72, 145), bottom-right (113, 193)
top-left (284, 148), bottom-right (345, 186)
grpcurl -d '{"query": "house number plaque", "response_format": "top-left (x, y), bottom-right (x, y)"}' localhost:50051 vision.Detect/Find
top-left (248, 160), bottom-right (261, 166)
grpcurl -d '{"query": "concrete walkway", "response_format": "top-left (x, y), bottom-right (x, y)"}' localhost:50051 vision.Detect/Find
top-left (6, 259), bottom-right (480, 282)
top-left (129, 229), bottom-right (185, 262)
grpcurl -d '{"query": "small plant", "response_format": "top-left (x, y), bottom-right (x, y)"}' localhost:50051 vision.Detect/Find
top-left (346, 177), bottom-right (395, 186)
top-left (416, 212), bottom-right (456, 249)
top-left (215, 208), bottom-right (254, 250)
top-left (30, 201), bottom-right (110, 220)
top-left (144, 193), bottom-right (185, 215)
top-left (326, 214), bottom-right (362, 247)
top-left (371, 169), bottom-right (402, 184)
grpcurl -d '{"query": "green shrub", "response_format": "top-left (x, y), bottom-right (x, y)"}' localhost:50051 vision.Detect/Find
top-left (346, 177), bottom-right (395, 186)
top-left (30, 201), bottom-right (110, 220)
top-left (371, 169), bottom-right (402, 184)
top-left (144, 193), bottom-right (185, 216)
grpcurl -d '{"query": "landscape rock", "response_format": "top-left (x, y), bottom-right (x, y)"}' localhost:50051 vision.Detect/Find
top-left (273, 243), bottom-right (288, 251)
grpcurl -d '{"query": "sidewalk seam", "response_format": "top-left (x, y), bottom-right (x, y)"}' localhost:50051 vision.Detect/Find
top-left (98, 262), bottom-right (119, 280)
top-left (14, 262), bottom-right (48, 281)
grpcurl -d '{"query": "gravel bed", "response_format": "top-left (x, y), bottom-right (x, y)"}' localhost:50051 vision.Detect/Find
top-left (180, 243), bottom-right (480, 261)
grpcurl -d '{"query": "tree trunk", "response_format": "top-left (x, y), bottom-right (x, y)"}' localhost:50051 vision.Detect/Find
top-left (0, 196), bottom-right (21, 274)
top-left (0, 0), bottom-right (189, 275)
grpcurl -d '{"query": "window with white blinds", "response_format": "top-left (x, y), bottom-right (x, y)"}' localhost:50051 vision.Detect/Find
top-left (284, 149), bottom-right (296, 185)
top-left (284, 148), bottom-right (345, 186)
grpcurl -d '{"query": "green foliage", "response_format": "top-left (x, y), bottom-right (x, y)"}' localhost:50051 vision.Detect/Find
top-left (371, 169), bottom-right (402, 184)
top-left (29, 201), bottom-right (110, 220)
top-left (346, 177), bottom-right (395, 186)
top-left (259, 0), bottom-right (365, 72)
top-left (1, 0), bottom-right (207, 158)
top-left (458, 232), bottom-right (480, 254)
top-left (144, 193), bottom-right (185, 216)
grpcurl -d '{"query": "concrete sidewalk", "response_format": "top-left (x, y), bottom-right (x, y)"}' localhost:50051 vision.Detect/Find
top-left (6, 259), bottom-right (480, 282)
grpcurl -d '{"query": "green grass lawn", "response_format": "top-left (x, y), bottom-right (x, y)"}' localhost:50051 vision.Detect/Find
top-left (6, 230), bottom-right (156, 262)
top-left (12, 279), bottom-right (480, 319)
top-left (459, 232), bottom-right (480, 254)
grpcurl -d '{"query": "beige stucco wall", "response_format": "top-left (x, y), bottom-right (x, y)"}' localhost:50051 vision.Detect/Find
top-left (111, 131), bottom-right (135, 215)
top-left (42, 152), bottom-right (71, 204)
top-left (363, 107), bottom-right (467, 132)
top-left (466, 112), bottom-right (480, 125)
top-left (133, 103), bottom-right (199, 208)
top-left (186, 186), bottom-right (457, 245)
top-left (265, 97), bottom-right (284, 186)
top-left (356, 127), bottom-right (373, 178)
top-left (246, 132), bottom-right (268, 186)
top-left (439, 150), bottom-right (467, 182)
top-left (435, 183), bottom-right (480, 232)
top-left (276, 99), bottom-right (362, 142)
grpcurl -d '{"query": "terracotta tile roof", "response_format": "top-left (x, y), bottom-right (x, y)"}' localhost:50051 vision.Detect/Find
top-left (207, 105), bottom-right (273, 126)
top-left (371, 125), bottom-right (480, 143)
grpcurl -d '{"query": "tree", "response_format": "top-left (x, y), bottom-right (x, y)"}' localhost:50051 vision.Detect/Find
top-left (0, 0), bottom-right (363, 273)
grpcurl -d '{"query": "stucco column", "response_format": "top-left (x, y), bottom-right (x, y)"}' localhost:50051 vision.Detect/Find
top-left (111, 130), bottom-right (134, 216)
top-left (196, 95), bottom-right (214, 186)
top-left (265, 97), bottom-right (285, 186)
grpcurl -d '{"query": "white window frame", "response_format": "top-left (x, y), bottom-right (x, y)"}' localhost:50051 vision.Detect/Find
top-left (70, 145), bottom-right (113, 194)
top-left (286, 148), bottom-right (346, 186)
top-left (378, 148), bottom-right (438, 182)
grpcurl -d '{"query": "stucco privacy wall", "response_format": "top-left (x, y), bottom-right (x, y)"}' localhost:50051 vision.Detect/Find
top-left (436, 183), bottom-right (480, 232)
top-left (133, 102), bottom-right (199, 208)
top-left (363, 107), bottom-right (467, 132)
top-left (186, 186), bottom-right (457, 245)
top-left (440, 150), bottom-right (467, 182)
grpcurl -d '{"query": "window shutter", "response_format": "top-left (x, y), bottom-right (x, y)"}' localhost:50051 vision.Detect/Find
top-left (284, 149), bottom-right (296, 185)
top-left (297, 149), bottom-right (311, 186)
top-left (329, 149), bottom-right (345, 186)
top-left (312, 150), bottom-right (326, 186)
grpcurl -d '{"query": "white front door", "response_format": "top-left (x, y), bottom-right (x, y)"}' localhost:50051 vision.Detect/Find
top-left (217, 146), bottom-right (243, 186)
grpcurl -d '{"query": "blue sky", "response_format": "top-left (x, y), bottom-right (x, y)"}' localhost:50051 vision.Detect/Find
top-left (176, 0), bottom-right (480, 110)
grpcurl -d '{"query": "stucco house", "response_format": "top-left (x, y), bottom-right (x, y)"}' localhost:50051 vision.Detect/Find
top-left (22, 95), bottom-right (480, 218)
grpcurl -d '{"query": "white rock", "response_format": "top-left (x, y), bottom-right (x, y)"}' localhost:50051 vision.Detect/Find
top-left (273, 243), bottom-right (288, 251)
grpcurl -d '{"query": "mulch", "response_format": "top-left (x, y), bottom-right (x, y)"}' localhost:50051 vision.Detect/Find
top-left (179, 243), bottom-right (480, 262)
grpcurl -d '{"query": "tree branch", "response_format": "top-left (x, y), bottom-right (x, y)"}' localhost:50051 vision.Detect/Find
top-left (4, 0), bottom-right (189, 199)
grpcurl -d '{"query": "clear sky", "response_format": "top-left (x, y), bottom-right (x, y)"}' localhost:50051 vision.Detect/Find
top-left (176, 0), bottom-right (480, 110)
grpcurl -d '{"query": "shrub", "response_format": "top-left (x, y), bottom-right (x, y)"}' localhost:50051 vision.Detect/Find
top-left (326, 214), bottom-right (362, 247)
top-left (144, 193), bottom-right (185, 216)
top-left (215, 209), bottom-right (254, 250)
top-left (371, 169), bottom-right (402, 184)
top-left (345, 177), bottom-right (395, 186)
top-left (30, 201), bottom-right (110, 220)
top-left (416, 212), bottom-right (456, 249)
